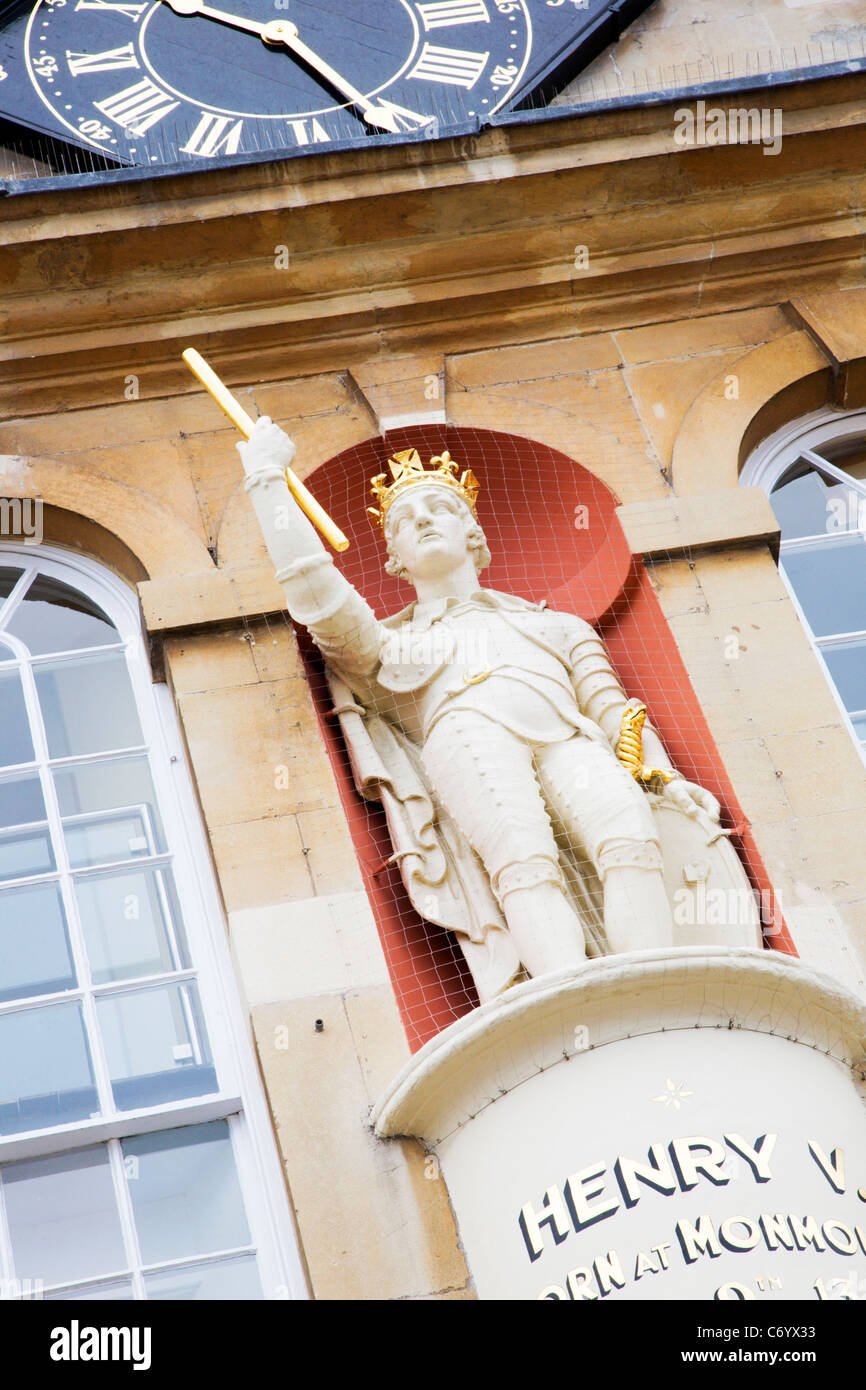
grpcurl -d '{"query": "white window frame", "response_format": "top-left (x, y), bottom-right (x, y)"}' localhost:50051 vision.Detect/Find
top-left (0, 542), bottom-right (308, 1301)
top-left (741, 406), bottom-right (866, 773)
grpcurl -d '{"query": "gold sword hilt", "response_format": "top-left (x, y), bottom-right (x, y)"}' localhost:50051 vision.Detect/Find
top-left (182, 348), bottom-right (349, 553)
top-left (616, 702), bottom-right (675, 785)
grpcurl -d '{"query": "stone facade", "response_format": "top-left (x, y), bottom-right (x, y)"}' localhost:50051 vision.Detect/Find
top-left (2, 49), bottom-right (866, 1297)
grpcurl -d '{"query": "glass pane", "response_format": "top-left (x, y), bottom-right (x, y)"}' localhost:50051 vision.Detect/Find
top-left (852, 713), bottom-right (866, 744)
top-left (124, 1121), bottom-right (250, 1265)
top-left (0, 669), bottom-right (34, 767)
top-left (0, 769), bottom-right (46, 827)
top-left (76, 866), bottom-right (189, 985)
top-left (145, 1255), bottom-right (262, 1301)
top-left (824, 478), bottom-right (866, 533)
top-left (0, 882), bottom-right (75, 1003)
top-left (45, 1280), bottom-right (134, 1301)
top-left (0, 772), bottom-right (53, 883)
top-left (770, 469), bottom-right (830, 539)
top-left (2, 1147), bottom-right (125, 1286)
top-left (54, 757), bottom-right (165, 869)
top-left (0, 1003), bottom-right (98, 1135)
top-left (97, 981), bottom-right (216, 1111)
top-left (0, 826), bottom-right (55, 883)
top-left (0, 567), bottom-right (23, 604)
top-left (35, 652), bottom-right (143, 760)
top-left (822, 638), bottom-right (866, 713)
top-left (5, 575), bottom-right (117, 657)
top-left (782, 537), bottom-right (866, 637)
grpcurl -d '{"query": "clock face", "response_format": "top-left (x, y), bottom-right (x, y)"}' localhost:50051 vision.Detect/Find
top-left (20, 0), bottom-right (536, 163)
top-left (0, 0), bottom-right (658, 169)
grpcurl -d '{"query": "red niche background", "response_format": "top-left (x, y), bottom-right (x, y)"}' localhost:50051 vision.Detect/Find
top-left (294, 425), bottom-right (794, 1052)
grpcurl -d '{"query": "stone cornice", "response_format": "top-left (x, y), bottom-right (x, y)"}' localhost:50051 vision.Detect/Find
top-left (1, 72), bottom-right (865, 416)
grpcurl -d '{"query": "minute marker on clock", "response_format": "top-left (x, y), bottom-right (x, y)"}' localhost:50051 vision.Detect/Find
top-left (161, 0), bottom-right (437, 134)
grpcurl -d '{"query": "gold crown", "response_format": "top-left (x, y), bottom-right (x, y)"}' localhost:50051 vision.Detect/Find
top-left (367, 449), bottom-right (480, 532)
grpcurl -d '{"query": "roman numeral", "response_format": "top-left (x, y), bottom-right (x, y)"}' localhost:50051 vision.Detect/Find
top-left (74, 0), bottom-right (148, 20)
top-left (181, 112), bottom-right (244, 157)
top-left (416, 0), bottom-right (490, 28)
top-left (370, 100), bottom-right (437, 133)
top-left (67, 43), bottom-right (140, 75)
top-left (408, 42), bottom-right (489, 88)
top-left (95, 78), bottom-right (179, 134)
top-left (288, 117), bottom-right (330, 146)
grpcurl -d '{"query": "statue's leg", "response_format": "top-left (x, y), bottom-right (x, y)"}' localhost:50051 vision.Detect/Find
top-left (422, 711), bottom-right (587, 976)
top-left (534, 736), bottom-right (674, 953)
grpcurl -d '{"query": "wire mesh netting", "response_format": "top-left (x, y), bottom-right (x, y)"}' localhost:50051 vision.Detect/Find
top-left (268, 425), bottom-right (790, 1051)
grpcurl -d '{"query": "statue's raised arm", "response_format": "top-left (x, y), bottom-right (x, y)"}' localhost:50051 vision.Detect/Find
top-left (237, 418), bottom-right (384, 680)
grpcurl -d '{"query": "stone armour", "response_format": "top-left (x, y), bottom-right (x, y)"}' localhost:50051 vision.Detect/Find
top-left (296, 577), bottom-right (665, 901)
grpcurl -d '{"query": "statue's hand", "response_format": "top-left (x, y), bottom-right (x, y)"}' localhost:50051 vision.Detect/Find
top-left (661, 776), bottom-right (722, 824)
top-left (236, 415), bottom-right (297, 476)
top-left (236, 414), bottom-right (324, 562)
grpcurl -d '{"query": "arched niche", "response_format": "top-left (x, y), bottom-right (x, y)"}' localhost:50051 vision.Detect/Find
top-left (294, 426), bottom-right (794, 1050)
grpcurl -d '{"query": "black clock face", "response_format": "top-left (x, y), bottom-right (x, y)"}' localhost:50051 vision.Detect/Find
top-left (21, 0), bottom-right (535, 163)
top-left (0, 0), bottom-right (658, 170)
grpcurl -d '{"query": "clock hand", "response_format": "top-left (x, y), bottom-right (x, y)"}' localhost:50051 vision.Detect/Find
top-left (161, 0), bottom-right (435, 135)
top-left (162, 0), bottom-right (266, 38)
top-left (261, 22), bottom-right (436, 134)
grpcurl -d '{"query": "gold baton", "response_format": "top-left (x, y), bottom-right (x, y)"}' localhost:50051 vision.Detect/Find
top-left (182, 348), bottom-right (349, 553)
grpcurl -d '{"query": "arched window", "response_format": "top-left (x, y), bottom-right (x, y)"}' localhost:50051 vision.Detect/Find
top-left (0, 545), bottom-right (304, 1301)
top-left (742, 408), bottom-right (866, 766)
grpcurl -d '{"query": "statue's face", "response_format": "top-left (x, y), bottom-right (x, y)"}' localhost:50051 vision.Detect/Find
top-left (385, 486), bottom-right (474, 582)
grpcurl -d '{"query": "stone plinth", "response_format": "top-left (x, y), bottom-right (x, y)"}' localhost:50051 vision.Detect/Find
top-left (373, 948), bottom-right (866, 1301)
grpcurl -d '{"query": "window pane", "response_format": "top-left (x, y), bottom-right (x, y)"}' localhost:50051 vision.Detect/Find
top-left (97, 981), bottom-right (216, 1111)
top-left (0, 769), bottom-right (45, 827)
top-left (0, 772), bottom-right (53, 883)
top-left (0, 882), bottom-right (75, 1003)
top-left (145, 1255), bottom-right (262, 1301)
top-left (36, 652), bottom-right (143, 759)
top-left (5, 575), bottom-right (117, 656)
top-left (822, 638), bottom-right (866, 713)
top-left (0, 567), bottom-right (23, 604)
top-left (824, 478), bottom-right (866, 533)
top-left (45, 1279), bottom-right (134, 1301)
top-left (2, 1147), bottom-right (125, 1286)
top-left (782, 537), bottom-right (866, 637)
top-left (770, 468), bottom-right (830, 539)
top-left (124, 1121), bottom-right (250, 1265)
top-left (852, 713), bottom-right (866, 744)
top-left (76, 866), bottom-right (189, 985)
top-left (0, 826), bottom-right (55, 883)
top-left (0, 1003), bottom-right (98, 1135)
top-left (0, 669), bottom-right (34, 767)
top-left (54, 757), bottom-right (165, 869)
